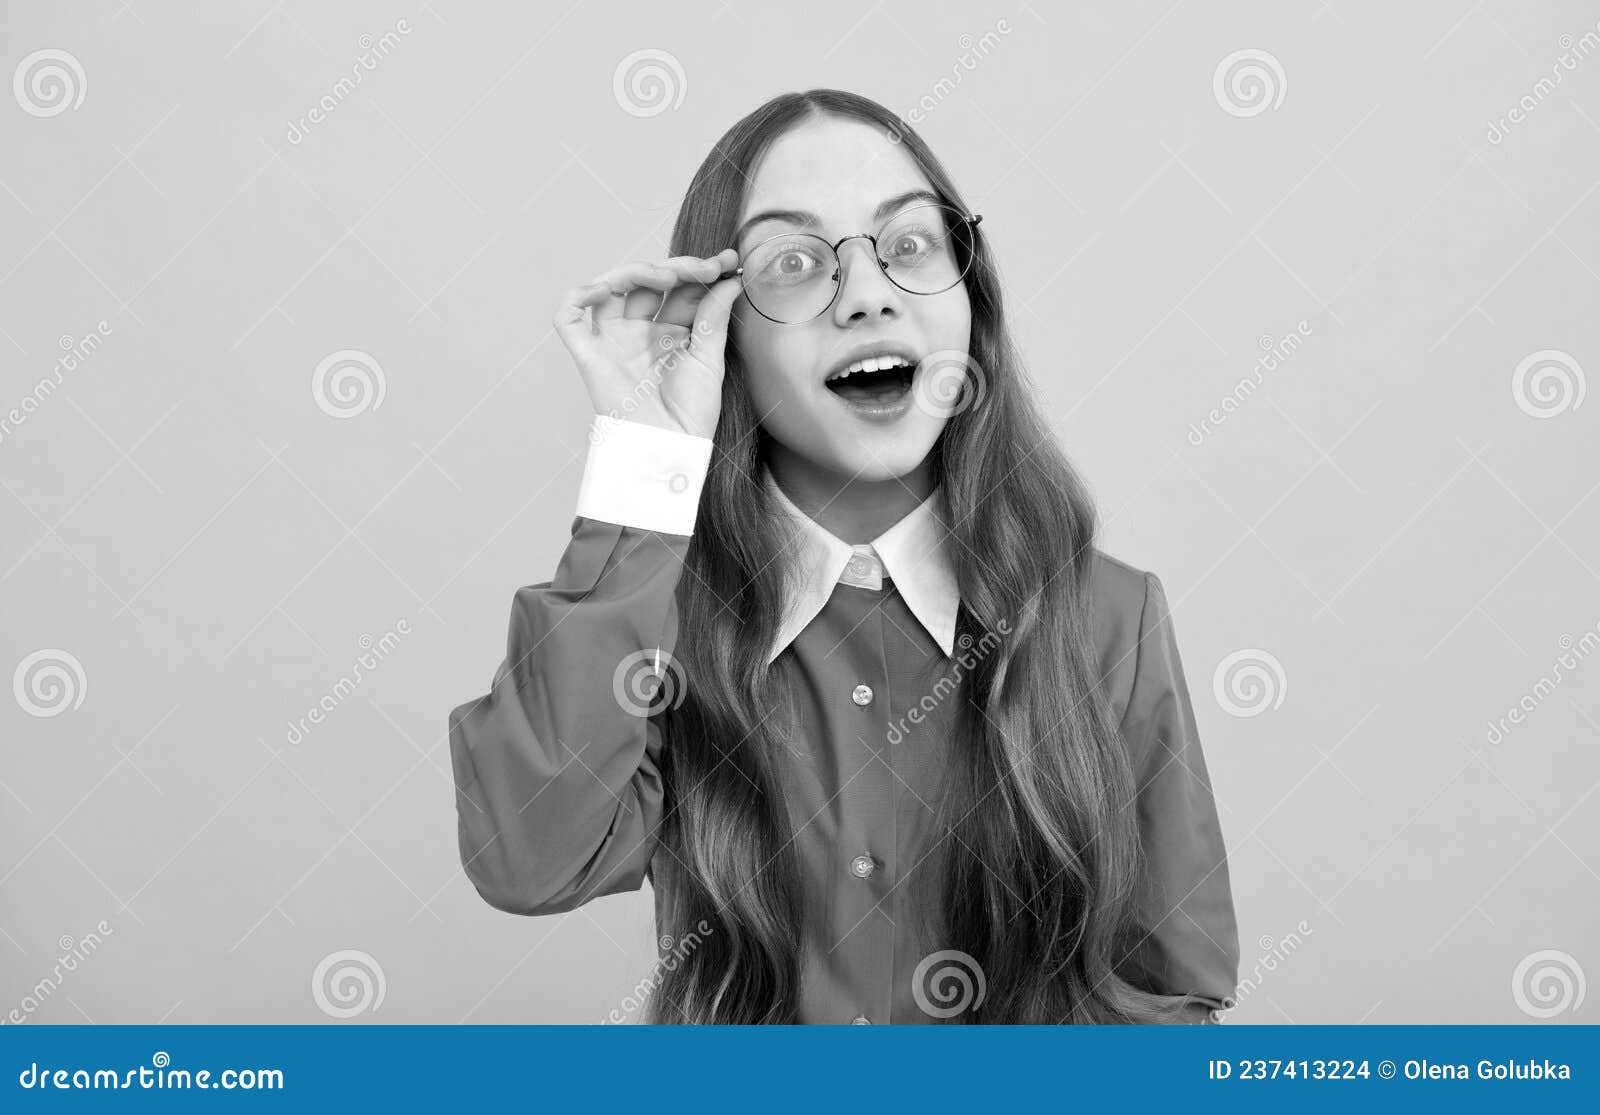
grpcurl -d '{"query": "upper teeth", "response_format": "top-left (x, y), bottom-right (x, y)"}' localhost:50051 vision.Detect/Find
top-left (828, 355), bottom-right (913, 382)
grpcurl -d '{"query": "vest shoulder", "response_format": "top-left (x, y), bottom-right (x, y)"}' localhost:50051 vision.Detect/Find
top-left (1088, 547), bottom-right (1150, 623)
top-left (1088, 548), bottom-right (1153, 712)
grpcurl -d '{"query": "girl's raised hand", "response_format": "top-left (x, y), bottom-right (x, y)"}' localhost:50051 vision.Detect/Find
top-left (554, 248), bottom-right (742, 440)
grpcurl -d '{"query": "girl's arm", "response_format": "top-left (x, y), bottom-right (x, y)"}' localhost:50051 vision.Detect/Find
top-left (1118, 571), bottom-right (1242, 1023)
top-left (447, 416), bottom-right (712, 916)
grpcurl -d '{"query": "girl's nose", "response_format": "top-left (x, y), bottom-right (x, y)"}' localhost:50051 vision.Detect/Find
top-left (830, 238), bottom-right (904, 323)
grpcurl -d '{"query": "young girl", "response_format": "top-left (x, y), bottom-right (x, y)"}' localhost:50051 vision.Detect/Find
top-left (448, 89), bottom-right (1239, 1025)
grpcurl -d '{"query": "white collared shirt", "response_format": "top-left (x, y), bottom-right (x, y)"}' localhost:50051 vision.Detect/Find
top-left (760, 464), bottom-right (959, 665)
top-left (577, 414), bottom-right (960, 665)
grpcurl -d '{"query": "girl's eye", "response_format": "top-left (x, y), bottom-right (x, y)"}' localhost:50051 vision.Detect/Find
top-left (884, 227), bottom-right (935, 260)
top-left (757, 244), bottom-right (825, 281)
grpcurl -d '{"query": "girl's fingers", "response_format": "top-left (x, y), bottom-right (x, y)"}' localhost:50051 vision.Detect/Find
top-left (592, 265), bottom-right (671, 321)
top-left (553, 280), bottom-right (613, 363)
top-left (685, 273), bottom-right (744, 373)
top-left (654, 281), bottom-right (710, 328)
top-left (558, 252), bottom-right (736, 354)
top-left (587, 257), bottom-right (722, 321)
top-left (623, 286), bottom-right (666, 320)
top-left (655, 249), bottom-right (740, 327)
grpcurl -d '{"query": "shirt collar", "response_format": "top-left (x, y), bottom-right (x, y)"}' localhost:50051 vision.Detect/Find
top-left (761, 465), bottom-right (960, 666)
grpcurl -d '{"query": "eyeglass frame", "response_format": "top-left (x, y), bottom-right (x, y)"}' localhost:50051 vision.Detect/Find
top-left (722, 204), bottom-right (984, 325)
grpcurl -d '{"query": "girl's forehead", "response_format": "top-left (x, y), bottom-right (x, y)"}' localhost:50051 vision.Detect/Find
top-left (740, 122), bottom-right (934, 231)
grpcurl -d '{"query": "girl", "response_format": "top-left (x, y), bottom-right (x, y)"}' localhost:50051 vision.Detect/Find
top-left (448, 89), bottom-right (1239, 1024)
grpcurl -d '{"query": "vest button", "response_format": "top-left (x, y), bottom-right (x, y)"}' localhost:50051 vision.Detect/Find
top-left (851, 1014), bottom-right (872, 1024)
top-left (851, 683), bottom-right (873, 706)
top-left (850, 854), bottom-right (876, 879)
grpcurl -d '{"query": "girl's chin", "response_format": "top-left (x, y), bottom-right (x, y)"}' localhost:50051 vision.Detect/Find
top-left (835, 432), bottom-right (941, 478)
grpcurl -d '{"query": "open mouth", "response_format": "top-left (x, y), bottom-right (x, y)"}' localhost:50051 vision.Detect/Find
top-left (824, 356), bottom-right (916, 407)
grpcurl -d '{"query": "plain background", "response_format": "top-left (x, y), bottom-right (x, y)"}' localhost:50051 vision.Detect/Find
top-left (2, 1), bottom-right (1597, 1024)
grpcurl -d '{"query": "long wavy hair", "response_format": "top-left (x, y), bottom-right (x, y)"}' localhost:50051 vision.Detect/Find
top-left (644, 89), bottom-right (1190, 1024)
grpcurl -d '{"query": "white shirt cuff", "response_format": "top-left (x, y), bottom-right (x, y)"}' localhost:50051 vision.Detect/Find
top-left (575, 415), bottom-right (714, 536)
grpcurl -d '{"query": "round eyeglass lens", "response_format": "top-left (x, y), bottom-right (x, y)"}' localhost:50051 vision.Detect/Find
top-left (739, 203), bottom-right (974, 324)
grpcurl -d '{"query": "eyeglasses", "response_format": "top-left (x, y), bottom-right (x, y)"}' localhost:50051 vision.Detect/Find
top-left (725, 202), bottom-right (982, 325)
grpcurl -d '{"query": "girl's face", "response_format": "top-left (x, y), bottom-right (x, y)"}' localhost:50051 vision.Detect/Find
top-left (730, 117), bottom-right (973, 484)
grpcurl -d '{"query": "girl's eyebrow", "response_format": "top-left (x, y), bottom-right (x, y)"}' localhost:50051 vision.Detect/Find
top-left (733, 188), bottom-right (941, 247)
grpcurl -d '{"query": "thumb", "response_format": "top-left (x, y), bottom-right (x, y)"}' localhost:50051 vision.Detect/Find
top-left (685, 275), bottom-right (742, 374)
